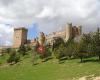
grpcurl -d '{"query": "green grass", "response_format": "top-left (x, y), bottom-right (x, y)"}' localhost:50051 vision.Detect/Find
top-left (0, 54), bottom-right (9, 65)
top-left (0, 55), bottom-right (100, 80)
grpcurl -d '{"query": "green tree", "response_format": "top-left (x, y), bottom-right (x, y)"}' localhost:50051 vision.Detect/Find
top-left (26, 45), bottom-right (32, 51)
top-left (76, 33), bottom-right (96, 62)
top-left (53, 37), bottom-right (65, 50)
top-left (7, 50), bottom-right (20, 64)
top-left (93, 28), bottom-right (100, 61)
top-left (18, 45), bottom-right (27, 56)
top-left (64, 40), bottom-right (77, 59)
top-left (5, 48), bottom-right (12, 54)
top-left (53, 37), bottom-right (65, 60)
top-left (53, 44), bottom-right (65, 60)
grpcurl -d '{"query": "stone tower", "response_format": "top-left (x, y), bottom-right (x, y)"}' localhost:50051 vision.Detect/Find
top-left (65, 23), bottom-right (72, 41)
top-left (13, 27), bottom-right (28, 48)
top-left (65, 23), bottom-right (82, 41)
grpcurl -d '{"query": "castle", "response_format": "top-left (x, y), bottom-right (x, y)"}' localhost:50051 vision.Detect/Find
top-left (13, 23), bottom-right (82, 48)
top-left (46, 23), bottom-right (82, 45)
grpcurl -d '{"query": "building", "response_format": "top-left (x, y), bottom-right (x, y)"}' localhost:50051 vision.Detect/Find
top-left (13, 27), bottom-right (28, 48)
top-left (66, 23), bottom-right (82, 41)
top-left (13, 23), bottom-right (82, 48)
top-left (28, 39), bottom-right (38, 47)
top-left (46, 23), bottom-right (82, 45)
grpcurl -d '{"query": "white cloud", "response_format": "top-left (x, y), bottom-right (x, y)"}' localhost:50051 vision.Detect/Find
top-left (0, 0), bottom-right (100, 46)
top-left (36, 6), bottom-right (56, 19)
top-left (0, 34), bottom-right (2, 37)
top-left (0, 24), bottom-right (13, 46)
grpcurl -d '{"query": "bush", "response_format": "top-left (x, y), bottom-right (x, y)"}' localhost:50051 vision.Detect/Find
top-left (7, 50), bottom-right (20, 64)
top-left (53, 44), bottom-right (65, 60)
top-left (53, 37), bottom-right (65, 50)
top-left (5, 48), bottom-right (12, 54)
top-left (64, 40), bottom-right (77, 59)
top-left (45, 47), bottom-right (52, 57)
top-left (26, 45), bottom-right (32, 51)
top-left (18, 45), bottom-right (27, 56)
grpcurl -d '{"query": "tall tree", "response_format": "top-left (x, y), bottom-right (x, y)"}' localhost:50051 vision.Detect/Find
top-left (93, 28), bottom-right (100, 61)
top-left (18, 45), bottom-right (27, 56)
top-left (76, 33), bottom-right (95, 62)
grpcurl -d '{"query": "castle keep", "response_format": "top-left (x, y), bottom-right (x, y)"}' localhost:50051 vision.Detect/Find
top-left (13, 27), bottom-right (28, 48)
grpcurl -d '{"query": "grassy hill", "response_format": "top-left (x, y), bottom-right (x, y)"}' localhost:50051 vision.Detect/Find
top-left (0, 54), bottom-right (100, 80)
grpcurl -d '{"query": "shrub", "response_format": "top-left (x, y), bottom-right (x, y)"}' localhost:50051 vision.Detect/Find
top-left (26, 45), bottom-right (32, 51)
top-left (7, 50), bottom-right (20, 64)
top-left (53, 37), bottom-right (65, 50)
top-left (5, 48), bottom-right (12, 54)
top-left (53, 44), bottom-right (65, 60)
top-left (45, 47), bottom-right (52, 57)
top-left (64, 40), bottom-right (77, 59)
top-left (18, 45), bottom-right (27, 56)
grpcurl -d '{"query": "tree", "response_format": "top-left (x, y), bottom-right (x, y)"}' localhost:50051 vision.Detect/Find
top-left (7, 50), bottom-right (20, 64)
top-left (93, 28), bottom-right (100, 61)
top-left (5, 48), bottom-right (12, 54)
top-left (76, 41), bottom-right (87, 62)
top-left (18, 45), bottom-right (27, 56)
top-left (26, 45), bottom-right (32, 51)
top-left (64, 39), bottom-right (77, 59)
top-left (76, 33), bottom-right (96, 62)
top-left (45, 47), bottom-right (52, 58)
top-left (53, 44), bottom-right (65, 60)
top-left (53, 37), bottom-right (65, 50)
top-left (52, 37), bottom-right (66, 60)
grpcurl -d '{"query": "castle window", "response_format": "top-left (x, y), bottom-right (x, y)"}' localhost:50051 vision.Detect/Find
top-left (16, 36), bottom-right (19, 38)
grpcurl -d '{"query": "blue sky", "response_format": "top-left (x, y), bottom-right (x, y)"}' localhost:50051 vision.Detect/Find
top-left (0, 23), bottom-right (39, 46)
top-left (27, 23), bottom-right (39, 40)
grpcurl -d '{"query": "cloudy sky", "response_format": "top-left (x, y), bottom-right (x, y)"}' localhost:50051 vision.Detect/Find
top-left (0, 0), bottom-right (100, 46)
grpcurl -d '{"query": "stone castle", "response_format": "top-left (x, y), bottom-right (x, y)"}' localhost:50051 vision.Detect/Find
top-left (13, 23), bottom-right (82, 48)
top-left (46, 23), bottom-right (82, 45)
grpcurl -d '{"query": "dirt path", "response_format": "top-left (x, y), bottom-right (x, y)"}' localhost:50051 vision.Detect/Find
top-left (76, 75), bottom-right (100, 80)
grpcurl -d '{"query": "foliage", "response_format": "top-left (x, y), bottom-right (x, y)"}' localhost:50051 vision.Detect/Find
top-left (37, 47), bottom-right (52, 61)
top-left (26, 45), bottom-right (32, 51)
top-left (18, 45), bottom-right (27, 56)
top-left (76, 33), bottom-right (96, 62)
top-left (45, 47), bottom-right (52, 57)
top-left (7, 50), bottom-right (20, 64)
top-left (52, 37), bottom-right (65, 60)
top-left (92, 28), bottom-right (100, 60)
top-left (53, 37), bottom-right (65, 50)
top-left (5, 48), bottom-right (12, 54)
top-left (53, 44), bottom-right (65, 60)
top-left (53, 38), bottom-right (78, 60)
top-left (64, 39), bottom-right (77, 59)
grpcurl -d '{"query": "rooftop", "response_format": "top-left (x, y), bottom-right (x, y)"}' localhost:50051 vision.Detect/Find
top-left (14, 27), bottom-right (28, 31)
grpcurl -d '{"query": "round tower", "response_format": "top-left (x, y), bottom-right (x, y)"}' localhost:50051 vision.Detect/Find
top-left (65, 23), bottom-right (72, 41)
